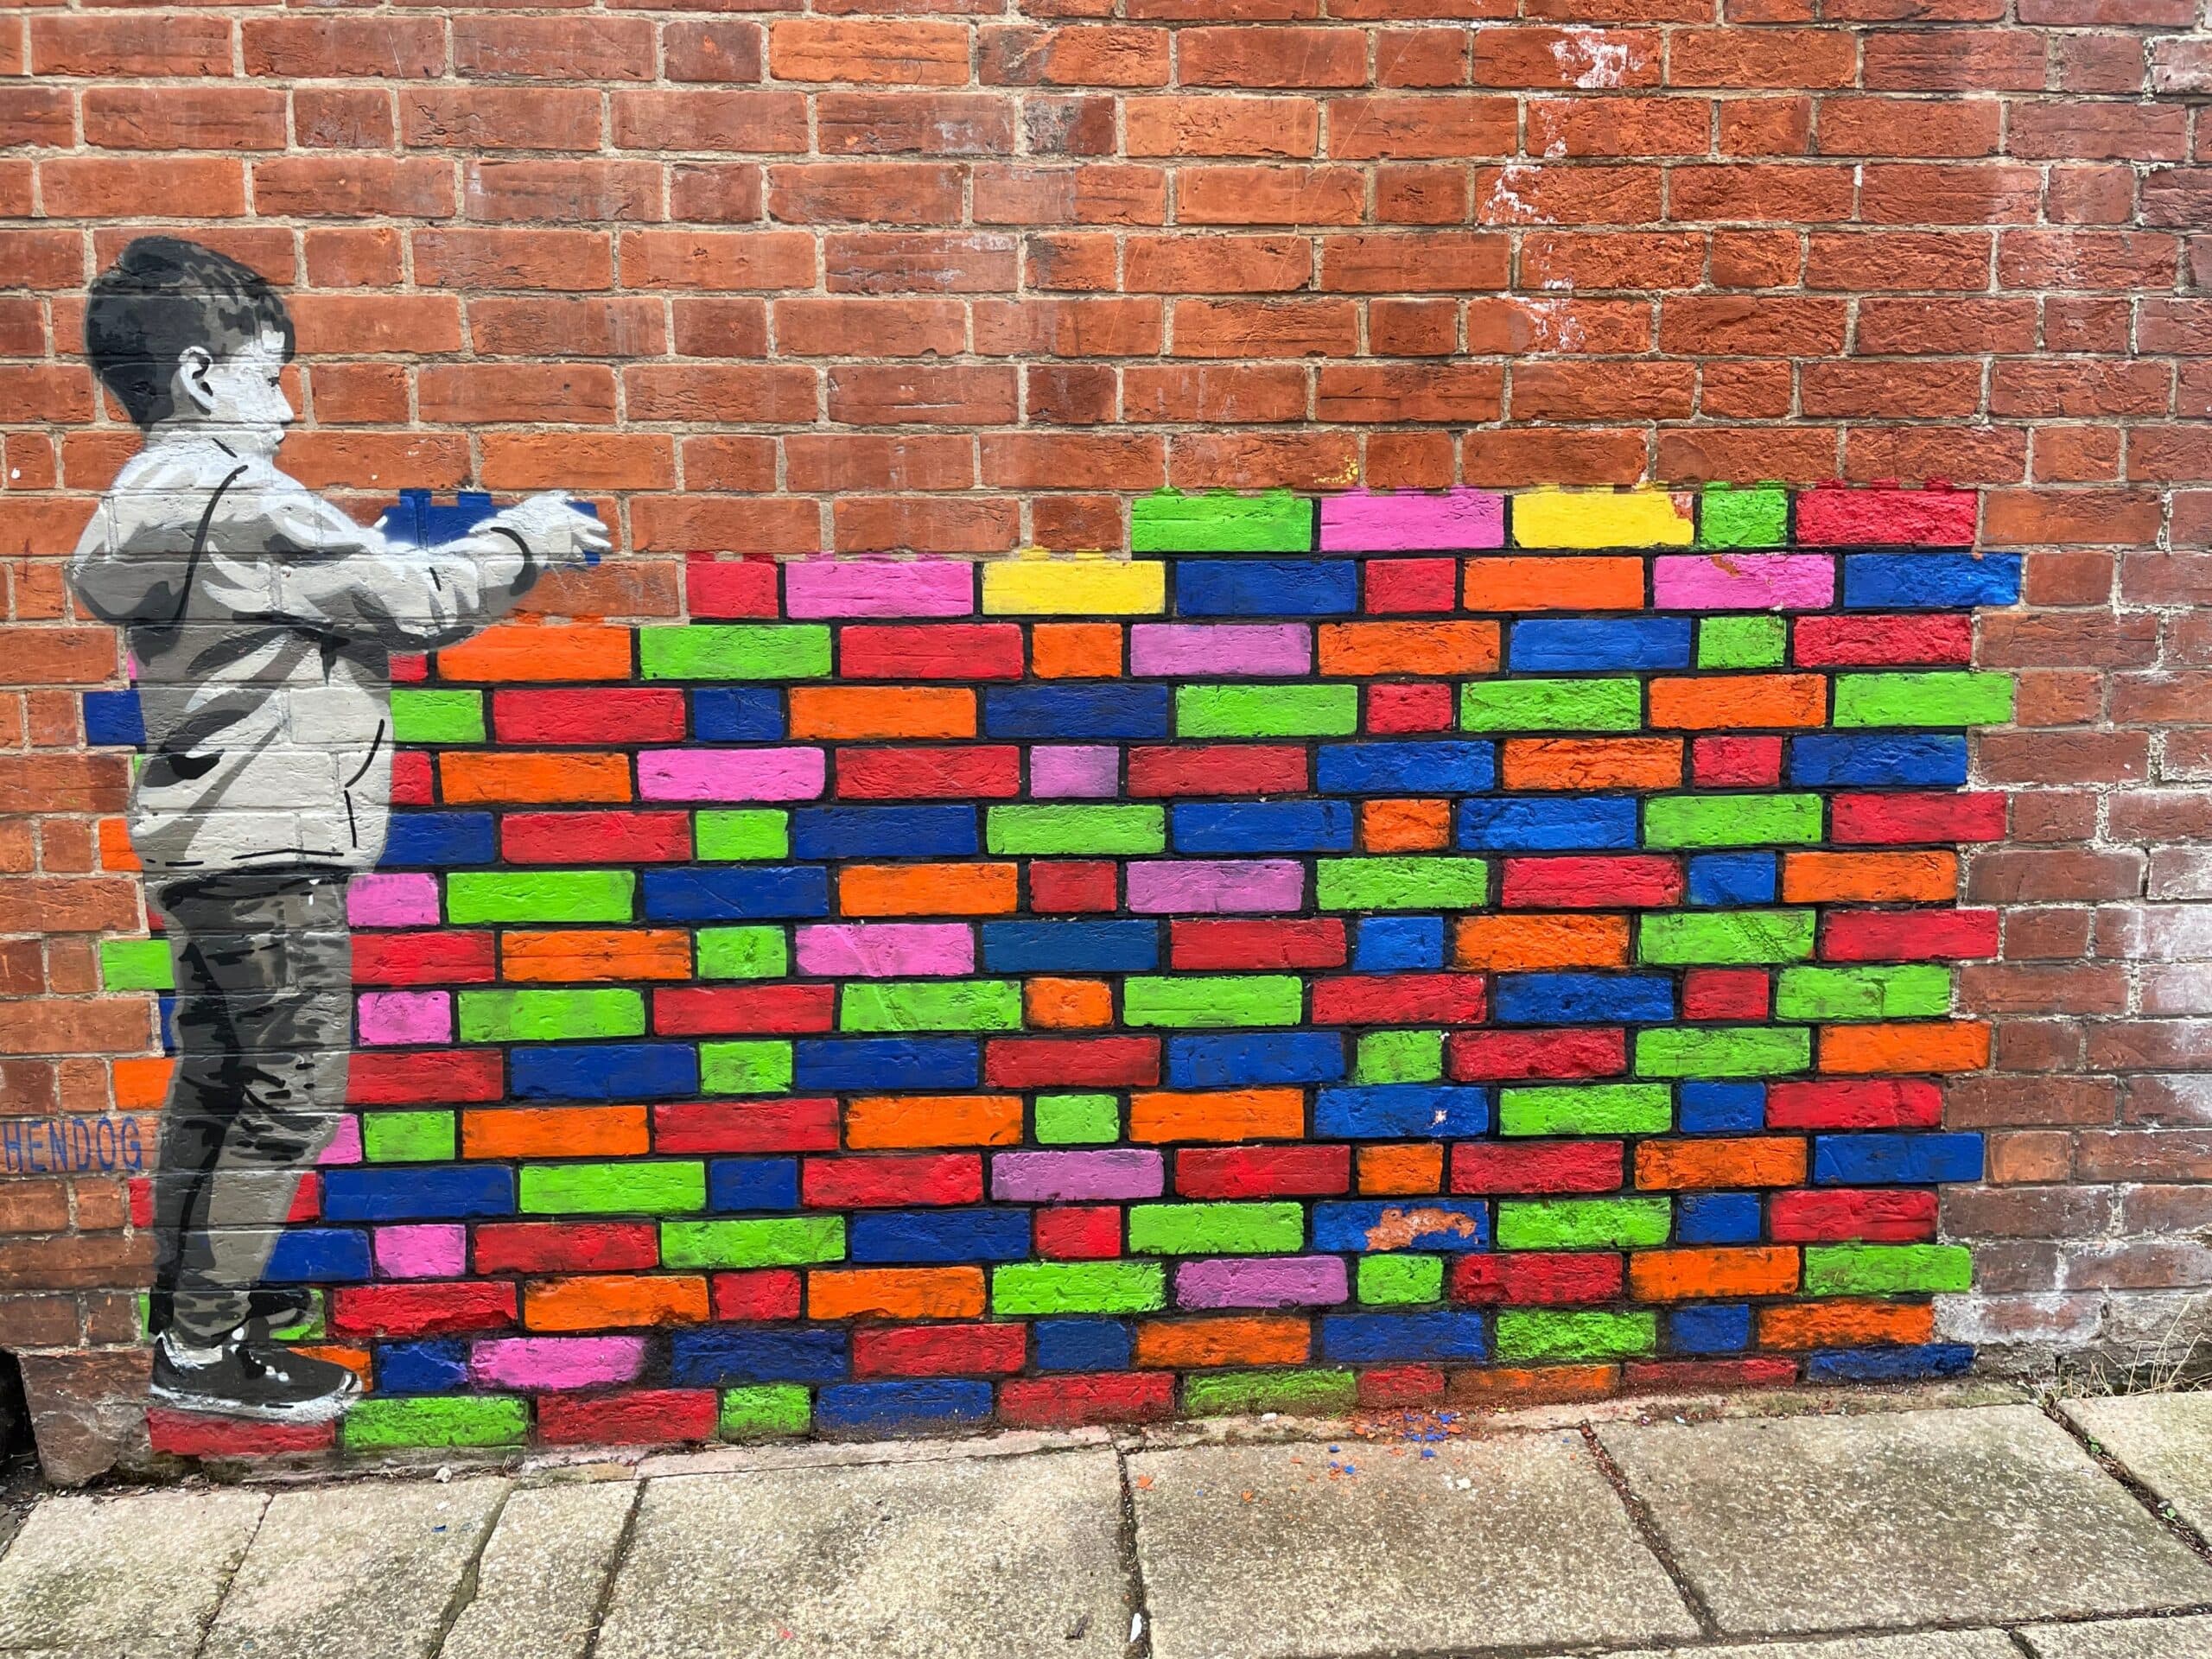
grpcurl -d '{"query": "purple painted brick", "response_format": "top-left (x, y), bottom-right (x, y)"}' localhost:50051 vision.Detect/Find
top-left (992, 1149), bottom-right (1165, 1203)
top-left (1176, 1257), bottom-right (1351, 1309)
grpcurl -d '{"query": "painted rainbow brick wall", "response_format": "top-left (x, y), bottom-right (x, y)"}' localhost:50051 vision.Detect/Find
top-left (107, 482), bottom-right (2020, 1458)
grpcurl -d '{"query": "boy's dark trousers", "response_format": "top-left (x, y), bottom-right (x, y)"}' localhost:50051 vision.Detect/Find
top-left (149, 870), bottom-right (351, 1349)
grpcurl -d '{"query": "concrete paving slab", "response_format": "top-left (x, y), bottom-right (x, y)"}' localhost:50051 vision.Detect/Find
top-left (0, 1486), bottom-right (265, 1658)
top-left (439, 1479), bottom-right (636, 1659)
top-left (1598, 1405), bottom-right (2212, 1637)
top-left (592, 1448), bottom-right (1129, 1658)
top-left (1128, 1429), bottom-right (1700, 1659)
top-left (2065, 1394), bottom-right (2212, 1540)
top-left (201, 1477), bottom-right (507, 1659)
top-left (2021, 1613), bottom-right (2212, 1657)
top-left (1605, 1636), bottom-right (2018, 1659)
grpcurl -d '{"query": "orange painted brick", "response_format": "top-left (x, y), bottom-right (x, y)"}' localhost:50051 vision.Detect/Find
top-left (1445, 1363), bottom-right (1620, 1405)
top-left (1362, 798), bottom-right (1450, 852)
top-left (1317, 620), bottom-right (1499, 677)
top-left (845, 1093), bottom-right (1022, 1149)
top-left (1456, 912), bottom-right (1630, 970)
top-left (525, 1274), bottom-right (710, 1332)
top-left (111, 1057), bottom-right (173, 1110)
top-left (808, 1266), bottom-right (986, 1320)
top-left (1357, 1143), bottom-right (1444, 1194)
top-left (788, 685), bottom-right (976, 741)
top-left (502, 929), bottom-right (691, 983)
top-left (97, 818), bottom-right (137, 873)
top-left (437, 623), bottom-right (633, 683)
top-left (294, 1344), bottom-right (373, 1389)
top-left (463, 1105), bottom-right (650, 1160)
top-left (1464, 556), bottom-right (1644, 611)
top-left (1636, 1136), bottom-right (1808, 1189)
top-left (442, 753), bottom-right (632, 806)
top-left (1648, 674), bottom-right (1827, 730)
top-left (1629, 1246), bottom-right (1800, 1301)
top-left (1503, 737), bottom-right (1682, 791)
top-left (839, 862), bottom-right (1019, 916)
top-left (1027, 976), bottom-right (1114, 1028)
top-left (1783, 850), bottom-right (1957, 904)
top-left (1033, 623), bottom-right (1123, 678)
top-left (1821, 1020), bottom-right (1991, 1074)
top-left (1135, 1314), bottom-right (1310, 1370)
top-left (1129, 1088), bottom-right (1305, 1143)
top-left (1759, 1298), bottom-right (1935, 1350)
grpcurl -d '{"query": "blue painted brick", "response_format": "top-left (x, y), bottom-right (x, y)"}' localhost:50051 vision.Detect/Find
top-left (376, 1339), bottom-right (470, 1394)
top-left (1316, 741), bottom-right (1495, 795)
top-left (1675, 1193), bottom-right (1763, 1245)
top-left (1320, 1311), bottom-right (1490, 1363)
top-left (1686, 853), bottom-right (1779, 906)
top-left (817, 1379), bottom-right (995, 1433)
top-left (83, 690), bottom-right (144, 747)
top-left (1172, 800), bottom-right (1355, 854)
top-left (1459, 796), bottom-right (1639, 852)
top-left (794, 1038), bottom-right (979, 1092)
top-left (1807, 1344), bottom-right (1975, 1382)
top-left (1314, 1085), bottom-right (1491, 1139)
top-left (691, 688), bottom-right (785, 741)
top-left (849, 1207), bottom-right (1032, 1263)
top-left (1355, 916), bottom-right (1445, 971)
top-left (512, 1043), bottom-right (700, 1102)
top-left (1314, 1199), bottom-right (1489, 1253)
top-left (1669, 1304), bottom-right (1751, 1355)
top-left (1166, 1032), bottom-right (1345, 1089)
top-left (1843, 554), bottom-right (2020, 610)
top-left (1175, 559), bottom-right (1357, 616)
top-left (792, 806), bottom-right (976, 860)
top-left (982, 685), bottom-right (1172, 740)
top-left (1679, 1082), bottom-right (1765, 1134)
top-left (981, 920), bottom-right (1160, 974)
top-left (1509, 616), bottom-right (1692, 671)
top-left (1494, 973), bottom-right (1674, 1025)
top-left (262, 1227), bottom-right (372, 1282)
top-left (1814, 1132), bottom-right (1982, 1185)
top-left (641, 867), bottom-right (830, 921)
top-left (1789, 734), bottom-right (1968, 788)
top-left (1033, 1319), bottom-right (1132, 1371)
top-left (672, 1328), bottom-right (848, 1386)
top-left (383, 811), bottom-right (496, 868)
top-left (321, 1167), bottom-right (517, 1222)
top-left (709, 1157), bottom-right (800, 1212)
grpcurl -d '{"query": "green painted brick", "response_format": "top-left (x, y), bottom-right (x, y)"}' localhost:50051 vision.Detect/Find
top-left (520, 1161), bottom-right (706, 1215)
top-left (1498, 1084), bottom-right (1671, 1137)
top-left (1461, 677), bottom-right (1642, 733)
top-left (1185, 1369), bottom-right (1359, 1416)
top-left (1131, 488), bottom-right (1313, 553)
top-left (447, 871), bottom-right (634, 925)
top-left (1644, 793), bottom-right (1823, 849)
top-left (1124, 976), bottom-right (1303, 1028)
top-left (1178, 683), bottom-right (1358, 738)
top-left (100, 938), bottom-right (171, 992)
top-left (1834, 671), bottom-right (2014, 728)
top-left (1698, 484), bottom-right (1790, 549)
top-left (639, 624), bottom-right (831, 681)
top-left (986, 804), bottom-right (1164, 855)
top-left (721, 1384), bottom-right (811, 1440)
top-left (388, 688), bottom-right (484, 745)
top-left (700, 1039), bottom-right (795, 1095)
top-left (1775, 964), bottom-right (1955, 1021)
top-left (1316, 856), bottom-right (1488, 912)
top-left (1358, 1254), bottom-right (1443, 1305)
top-left (991, 1261), bottom-right (1166, 1316)
top-left (1804, 1243), bottom-right (1973, 1295)
top-left (1127, 1202), bottom-right (1305, 1255)
top-left (1495, 1309), bottom-right (1657, 1362)
top-left (1036, 1093), bottom-right (1119, 1145)
top-left (697, 926), bottom-right (786, 980)
top-left (456, 988), bottom-right (645, 1044)
top-left (343, 1396), bottom-right (529, 1452)
top-left (1497, 1198), bottom-right (1671, 1250)
top-left (1697, 614), bottom-right (1789, 669)
top-left (841, 979), bottom-right (1023, 1033)
top-left (696, 810), bottom-right (789, 861)
top-left (1355, 1030), bottom-right (1442, 1084)
top-left (361, 1110), bottom-right (455, 1164)
top-left (1639, 909), bottom-right (1817, 965)
top-left (1636, 1025), bottom-right (1812, 1077)
top-left (663, 1216), bottom-right (845, 1269)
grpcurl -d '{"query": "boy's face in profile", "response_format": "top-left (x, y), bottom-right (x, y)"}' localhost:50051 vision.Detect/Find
top-left (176, 326), bottom-right (293, 459)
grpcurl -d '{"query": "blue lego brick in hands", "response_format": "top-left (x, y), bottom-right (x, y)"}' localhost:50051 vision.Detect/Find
top-left (511, 1043), bottom-right (700, 1102)
top-left (1509, 617), bottom-right (1693, 671)
top-left (1174, 559), bottom-right (1358, 616)
top-left (1314, 1085), bottom-right (1491, 1139)
top-left (849, 1208), bottom-right (1033, 1263)
top-left (791, 806), bottom-right (977, 860)
top-left (709, 1158), bottom-right (800, 1212)
top-left (1789, 734), bottom-right (1967, 788)
top-left (1812, 1132), bottom-right (1983, 1185)
top-left (1172, 801), bottom-right (1356, 854)
top-left (1459, 796), bottom-right (1638, 852)
top-left (1494, 973), bottom-right (1675, 1025)
top-left (1314, 1199), bottom-right (1490, 1253)
top-left (1166, 1032), bottom-right (1346, 1089)
top-left (1843, 554), bottom-right (2020, 610)
top-left (672, 1327), bottom-right (848, 1385)
top-left (1317, 741), bottom-right (1496, 795)
top-left (1321, 1311), bottom-right (1491, 1363)
top-left (379, 490), bottom-right (601, 564)
top-left (321, 1166), bottom-right (517, 1222)
top-left (981, 921), bottom-right (1160, 974)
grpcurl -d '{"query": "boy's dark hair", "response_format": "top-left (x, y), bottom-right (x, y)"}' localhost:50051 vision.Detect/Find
top-left (84, 238), bottom-right (295, 429)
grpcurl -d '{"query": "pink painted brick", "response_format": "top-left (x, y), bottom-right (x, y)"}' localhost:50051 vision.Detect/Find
top-left (374, 1224), bottom-right (467, 1280)
top-left (1655, 553), bottom-right (1835, 611)
top-left (357, 991), bottom-right (450, 1047)
top-left (639, 749), bottom-right (825, 802)
top-left (785, 558), bottom-right (976, 619)
top-left (1129, 624), bottom-right (1312, 677)
top-left (1320, 489), bottom-right (1506, 551)
top-left (795, 923), bottom-right (975, 977)
top-left (469, 1336), bottom-right (648, 1391)
top-left (1032, 746), bottom-right (1120, 798)
top-left (347, 873), bottom-right (441, 928)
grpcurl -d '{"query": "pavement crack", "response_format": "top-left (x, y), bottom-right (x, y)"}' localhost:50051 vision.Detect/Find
top-left (579, 1478), bottom-right (646, 1659)
top-left (1578, 1423), bottom-right (1719, 1640)
top-left (1111, 1441), bottom-right (1154, 1659)
top-left (429, 1478), bottom-right (514, 1658)
top-left (190, 1488), bottom-right (271, 1659)
top-left (2038, 1395), bottom-right (2212, 1566)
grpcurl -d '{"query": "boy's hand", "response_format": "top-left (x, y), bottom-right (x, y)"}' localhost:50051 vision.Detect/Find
top-left (494, 493), bottom-right (613, 569)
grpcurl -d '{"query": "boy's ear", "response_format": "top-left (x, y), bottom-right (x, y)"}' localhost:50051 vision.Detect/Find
top-left (175, 346), bottom-right (217, 416)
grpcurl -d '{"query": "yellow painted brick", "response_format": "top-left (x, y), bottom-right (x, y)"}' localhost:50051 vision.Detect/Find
top-left (982, 557), bottom-right (1166, 616)
top-left (1513, 489), bottom-right (1695, 550)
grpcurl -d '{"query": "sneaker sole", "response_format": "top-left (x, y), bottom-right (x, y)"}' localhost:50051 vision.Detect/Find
top-left (148, 1377), bottom-right (360, 1427)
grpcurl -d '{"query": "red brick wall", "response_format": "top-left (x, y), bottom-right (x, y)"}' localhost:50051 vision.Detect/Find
top-left (3, 2), bottom-right (2210, 1465)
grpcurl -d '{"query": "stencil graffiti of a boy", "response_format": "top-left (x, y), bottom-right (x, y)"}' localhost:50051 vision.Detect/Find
top-left (69, 238), bottom-right (609, 1421)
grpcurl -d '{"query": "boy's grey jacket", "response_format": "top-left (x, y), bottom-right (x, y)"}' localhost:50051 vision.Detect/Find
top-left (69, 432), bottom-right (556, 877)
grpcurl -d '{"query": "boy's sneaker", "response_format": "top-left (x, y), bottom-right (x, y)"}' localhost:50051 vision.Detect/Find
top-left (149, 1335), bottom-right (359, 1424)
